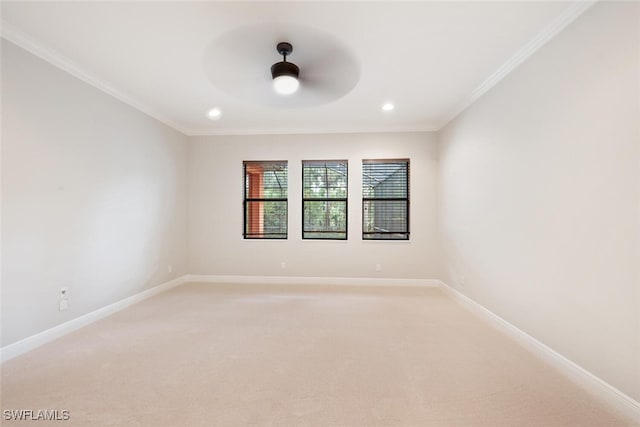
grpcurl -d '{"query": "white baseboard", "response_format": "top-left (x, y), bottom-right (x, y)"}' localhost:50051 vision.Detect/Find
top-left (0, 275), bottom-right (189, 363)
top-left (438, 281), bottom-right (640, 424)
top-left (185, 274), bottom-right (439, 288)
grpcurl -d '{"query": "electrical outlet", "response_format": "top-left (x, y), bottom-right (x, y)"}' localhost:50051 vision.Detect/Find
top-left (167, 265), bottom-right (173, 273)
top-left (460, 275), bottom-right (466, 287)
top-left (375, 264), bottom-right (382, 272)
top-left (281, 262), bottom-right (286, 269)
top-left (59, 287), bottom-right (68, 311)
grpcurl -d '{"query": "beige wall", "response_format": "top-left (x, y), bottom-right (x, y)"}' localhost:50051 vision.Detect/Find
top-left (438, 2), bottom-right (640, 401)
top-left (1, 40), bottom-right (189, 346)
top-left (188, 132), bottom-right (440, 279)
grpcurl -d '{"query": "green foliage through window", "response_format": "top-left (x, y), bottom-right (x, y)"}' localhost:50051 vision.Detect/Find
top-left (302, 161), bottom-right (348, 240)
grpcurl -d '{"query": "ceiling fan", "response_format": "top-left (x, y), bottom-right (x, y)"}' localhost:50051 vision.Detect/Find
top-left (203, 24), bottom-right (360, 107)
top-left (270, 42), bottom-right (300, 96)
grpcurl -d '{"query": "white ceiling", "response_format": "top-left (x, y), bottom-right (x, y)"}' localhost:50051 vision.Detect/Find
top-left (1, 1), bottom-right (592, 136)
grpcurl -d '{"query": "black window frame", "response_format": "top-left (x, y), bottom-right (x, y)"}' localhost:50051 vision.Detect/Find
top-left (243, 160), bottom-right (288, 240)
top-left (302, 160), bottom-right (348, 240)
top-left (362, 159), bottom-right (410, 240)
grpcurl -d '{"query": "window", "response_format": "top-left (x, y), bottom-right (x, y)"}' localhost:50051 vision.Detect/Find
top-left (302, 160), bottom-right (348, 240)
top-left (243, 161), bottom-right (288, 239)
top-left (362, 159), bottom-right (409, 240)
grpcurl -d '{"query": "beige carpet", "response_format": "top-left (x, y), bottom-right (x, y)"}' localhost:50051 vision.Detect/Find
top-left (1, 283), bottom-right (636, 426)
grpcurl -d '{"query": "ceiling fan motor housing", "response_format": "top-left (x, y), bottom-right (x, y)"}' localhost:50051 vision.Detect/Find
top-left (271, 61), bottom-right (300, 80)
top-left (271, 42), bottom-right (299, 80)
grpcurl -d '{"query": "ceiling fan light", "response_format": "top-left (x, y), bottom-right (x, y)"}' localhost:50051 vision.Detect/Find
top-left (270, 48), bottom-right (300, 96)
top-left (273, 75), bottom-right (299, 95)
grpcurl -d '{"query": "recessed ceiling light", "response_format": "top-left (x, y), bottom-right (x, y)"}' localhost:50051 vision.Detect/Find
top-left (382, 102), bottom-right (395, 112)
top-left (207, 107), bottom-right (222, 120)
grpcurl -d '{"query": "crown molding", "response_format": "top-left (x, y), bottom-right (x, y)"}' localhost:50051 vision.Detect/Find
top-left (0, 23), bottom-right (436, 138)
top-left (1, 21), bottom-right (189, 135)
top-left (2, 0), bottom-right (596, 137)
top-left (437, 0), bottom-right (597, 130)
top-left (185, 124), bottom-right (439, 137)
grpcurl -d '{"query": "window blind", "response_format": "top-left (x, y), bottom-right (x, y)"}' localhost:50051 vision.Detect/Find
top-left (302, 160), bottom-right (348, 240)
top-left (243, 161), bottom-right (288, 239)
top-left (362, 159), bottom-right (409, 240)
